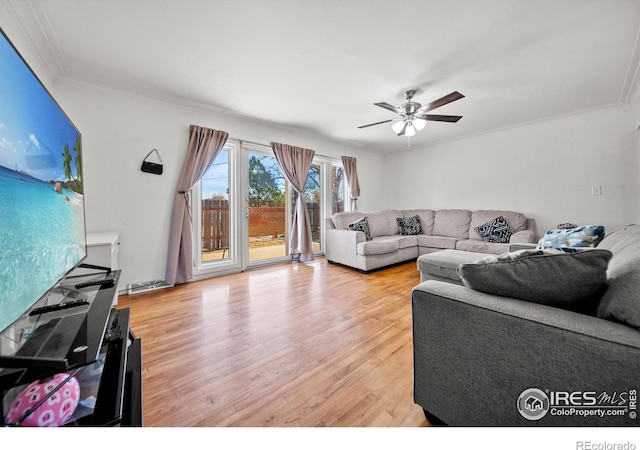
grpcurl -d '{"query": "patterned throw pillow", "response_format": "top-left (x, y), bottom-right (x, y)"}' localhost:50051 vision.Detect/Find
top-left (396, 215), bottom-right (422, 235)
top-left (474, 215), bottom-right (514, 243)
top-left (348, 216), bottom-right (372, 241)
top-left (537, 225), bottom-right (605, 249)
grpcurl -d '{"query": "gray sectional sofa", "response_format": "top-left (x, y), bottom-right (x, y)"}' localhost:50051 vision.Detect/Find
top-left (325, 209), bottom-right (535, 272)
top-left (412, 224), bottom-right (640, 426)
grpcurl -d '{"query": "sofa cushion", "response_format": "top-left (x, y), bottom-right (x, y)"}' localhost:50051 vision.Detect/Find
top-left (455, 239), bottom-right (510, 255)
top-left (417, 235), bottom-right (459, 250)
top-left (383, 210), bottom-right (404, 236)
top-left (348, 216), bottom-right (372, 241)
top-left (356, 238), bottom-right (399, 256)
top-left (366, 211), bottom-right (394, 238)
top-left (392, 235), bottom-right (418, 249)
top-left (417, 250), bottom-right (484, 282)
top-left (396, 215), bottom-right (422, 235)
top-left (432, 209), bottom-right (471, 239)
top-left (474, 215), bottom-right (514, 243)
top-left (596, 224), bottom-right (640, 329)
top-left (537, 225), bottom-right (605, 249)
top-left (468, 210), bottom-right (526, 241)
top-left (457, 248), bottom-right (613, 314)
top-left (403, 209), bottom-right (435, 235)
top-left (509, 229), bottom-right (535, 244)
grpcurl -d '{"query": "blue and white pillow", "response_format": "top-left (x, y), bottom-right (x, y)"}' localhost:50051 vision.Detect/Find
top-left (537, 225), bottom-right (605, 249)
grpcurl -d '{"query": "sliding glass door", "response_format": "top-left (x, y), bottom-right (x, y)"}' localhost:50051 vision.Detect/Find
top-left (192, 140), bottom-right (348, 279)
top-left (246, 146), bottom-right (290, 265)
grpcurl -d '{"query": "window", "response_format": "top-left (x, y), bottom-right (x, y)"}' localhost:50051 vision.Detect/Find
top-left (192, 141), bottom-right (242, 278)
top-left (200, 148), bottom-right (231, 263)
top-left (291, 163), bottom-right (322, 252)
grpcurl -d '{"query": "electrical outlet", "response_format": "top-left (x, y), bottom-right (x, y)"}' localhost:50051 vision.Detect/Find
top-left (591, 186), bottom-right (602, 196)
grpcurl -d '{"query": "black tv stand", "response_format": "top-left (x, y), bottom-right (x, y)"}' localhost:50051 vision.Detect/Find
top-left (0, 270), bottom-right (143, 426)
top-left (0, 355), bottom-right (68, 370)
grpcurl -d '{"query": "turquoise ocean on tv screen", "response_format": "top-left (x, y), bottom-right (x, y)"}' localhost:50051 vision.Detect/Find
top-left (0, 165), bottom-right (86, 331)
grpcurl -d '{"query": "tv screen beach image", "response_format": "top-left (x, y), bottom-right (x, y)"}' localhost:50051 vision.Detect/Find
top-left (0, 31), bottom-right (86, 331)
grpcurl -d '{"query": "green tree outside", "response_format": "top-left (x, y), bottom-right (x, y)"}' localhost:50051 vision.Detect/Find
top-left (248, 155), bottom-right (285, 207)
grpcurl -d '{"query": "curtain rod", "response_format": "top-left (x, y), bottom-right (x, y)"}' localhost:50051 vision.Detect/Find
top-left (238, 138), bottom-right (333, 160)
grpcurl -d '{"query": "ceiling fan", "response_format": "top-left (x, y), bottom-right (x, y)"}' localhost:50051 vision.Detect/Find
top-left (358, 89), bottom-right (464, 137)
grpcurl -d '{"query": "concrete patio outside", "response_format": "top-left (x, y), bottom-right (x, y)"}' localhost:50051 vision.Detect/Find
top-left (202, 239), bottom-right (320, 262)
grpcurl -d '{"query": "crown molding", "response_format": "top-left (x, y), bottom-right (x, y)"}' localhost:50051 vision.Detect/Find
top-left (1, 0), bottom-right (66, 81)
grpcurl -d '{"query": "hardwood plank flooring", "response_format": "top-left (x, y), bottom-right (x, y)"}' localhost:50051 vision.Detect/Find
top-left (116, 258), bottom-right (429, 427)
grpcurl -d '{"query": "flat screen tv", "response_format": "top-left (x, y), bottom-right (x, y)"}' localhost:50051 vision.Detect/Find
top-left (0, 27), bottom-right (86, 334)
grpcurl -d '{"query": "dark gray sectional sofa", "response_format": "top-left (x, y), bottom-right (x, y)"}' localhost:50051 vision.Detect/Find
top-left (411, 224), bottom-right (640, 426)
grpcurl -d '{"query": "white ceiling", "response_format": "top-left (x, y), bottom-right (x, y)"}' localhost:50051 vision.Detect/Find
top-left (5, 0), bottom-right (640, 154)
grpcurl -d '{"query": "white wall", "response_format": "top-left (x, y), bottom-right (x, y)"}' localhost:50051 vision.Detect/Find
top-left (52, 80), bottom-right (384, 290)
top-left (382, 105), bottom-right (640, 237)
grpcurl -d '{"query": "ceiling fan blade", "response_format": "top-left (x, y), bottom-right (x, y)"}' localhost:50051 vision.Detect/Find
top-left (374, 102), bottom-right (403, 115)
top-left (358, 119), bottom-right (393, 129)
top-left (397, 121), bottom-right (408, 136)
top-left (419, 114), bottom-right (463, 123)
top-left (415, 91), bottom-right (465, 114)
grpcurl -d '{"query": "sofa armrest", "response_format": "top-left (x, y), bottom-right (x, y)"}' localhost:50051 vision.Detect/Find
top-left (508, 242), bottom-right (537, 252)
top-left (325, 217), bottom-right (335, 230)
top-left (325, 228), bottom-right (365, 267)
top-left (411, 280), bottom-right (640, 426)
top-left (509, 229), bottom-right (534, 244)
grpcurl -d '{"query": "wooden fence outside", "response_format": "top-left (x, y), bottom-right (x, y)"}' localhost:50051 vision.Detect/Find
top-left (202, 199), bottom-right (230, 251)
top-left (201, 200), bottom-right (330, 251)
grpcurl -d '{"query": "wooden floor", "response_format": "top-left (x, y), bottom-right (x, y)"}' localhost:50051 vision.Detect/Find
top-left (116, 258), bottom-right (429, 427)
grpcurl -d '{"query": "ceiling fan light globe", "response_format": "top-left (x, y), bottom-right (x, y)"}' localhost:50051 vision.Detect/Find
top-left (391, 120), bottom-right (405, 134)
top-left (413, 117), bottom-right (427, 131)
top-left (405, 123), bottom-right (417, 137)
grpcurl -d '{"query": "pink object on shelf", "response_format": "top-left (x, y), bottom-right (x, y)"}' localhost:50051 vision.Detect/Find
top-left (6, 373), bottom-right (80, 426)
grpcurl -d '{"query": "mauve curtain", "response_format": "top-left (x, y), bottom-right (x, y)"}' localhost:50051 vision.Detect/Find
top-left (271, 142), bottom-right (316, 262)
top-left (165, 125), bottom-right (229, 285)
top-left (341, 156), bottom-right (360, 211)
